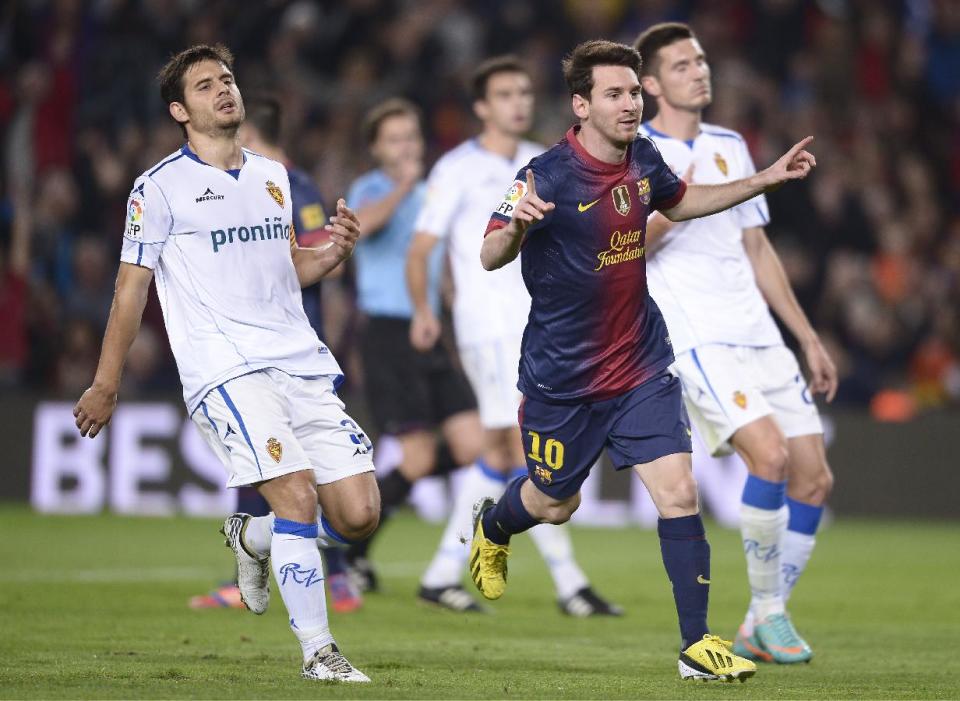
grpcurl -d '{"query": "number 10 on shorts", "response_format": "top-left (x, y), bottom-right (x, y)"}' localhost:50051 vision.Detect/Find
top-left (527, 431), bottom-right (565, 471)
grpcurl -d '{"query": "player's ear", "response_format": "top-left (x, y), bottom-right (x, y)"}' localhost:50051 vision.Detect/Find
top-left (169, 101), bottom-right (189, 127)
top-left (640, 74), bottom-right (662, 98)
top-left (473, 99), bottom-right (489, 122)
top-left (571, 93), bottom-right (589, 120)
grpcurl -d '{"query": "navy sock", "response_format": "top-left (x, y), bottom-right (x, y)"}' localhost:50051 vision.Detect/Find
top-left (480, 476), bottom-right (538, 545)
top-left (659, 514), bottom-right (711, 650)
top-left (323, 547), bottom-right (347, 576)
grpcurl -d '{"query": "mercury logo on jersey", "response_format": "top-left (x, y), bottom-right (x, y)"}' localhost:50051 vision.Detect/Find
top-left (210, 216), bottom-right (291, 252)
top-left (595, 228), bottom-right (645, 271)
top-left (195, 187), bottom-right (224, 203)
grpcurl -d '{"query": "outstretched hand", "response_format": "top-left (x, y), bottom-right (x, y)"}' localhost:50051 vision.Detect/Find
top-left (511, 169), bottom-right (555, 236)
top-left (761, 136), bottom-right (817, 192)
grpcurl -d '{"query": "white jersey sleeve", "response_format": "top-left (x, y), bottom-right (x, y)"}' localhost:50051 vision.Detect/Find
top-left (120, 176), bottom-right (171, 269)
top-left (414, 156), bottom-right (462, 240)
top-left (731, 141), bottom-right (770, 229)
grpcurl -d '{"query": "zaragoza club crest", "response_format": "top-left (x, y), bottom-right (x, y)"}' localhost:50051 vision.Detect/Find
top-left (266, 437), bottom-right (283, 463)
top-left (714, 152), bottom-right (728, 176)
top-left (733, 391), bottom-right (748, 409)
top-left (265, 180), bottom-right (285, 208)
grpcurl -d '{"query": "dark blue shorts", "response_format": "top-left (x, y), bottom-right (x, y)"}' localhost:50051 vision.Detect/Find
top-left (519, 371), bottom-right (692, 500)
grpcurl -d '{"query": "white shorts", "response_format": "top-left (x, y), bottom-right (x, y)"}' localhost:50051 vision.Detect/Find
top-left (672, 344), bottom-right (823, 457)
top-left (191, 368), bottom-right (375, 488)
top-left (458, 336), bottom-right (523, 429)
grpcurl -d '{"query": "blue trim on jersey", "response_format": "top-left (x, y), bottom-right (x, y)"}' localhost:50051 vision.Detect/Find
top-left (753, 203), bottom-right (770, 225)
top-left (199, 401), bottom-right (218, 434)
top-left (180, 143), bottom-right (247, 171)
top-left (136, 243), bottom-right (143, 265)
top-left (642, 122), bottom-right (696, 150)
top-left (273, 517), bottom-right (319, 539)
top-left (216, 385), bottom-right (262, 478)
top-left (642, 123), bottom-right (672, 140)
top-left (148, 153), bottom-right (185, 176)
top-left (701, 128), bottom-right (744, 142)
top-left (690, 349), bottom-right (730, 419)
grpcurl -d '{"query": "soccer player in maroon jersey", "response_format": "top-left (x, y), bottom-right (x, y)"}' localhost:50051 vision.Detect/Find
top-left (472, 39), bottom-right (815, 682)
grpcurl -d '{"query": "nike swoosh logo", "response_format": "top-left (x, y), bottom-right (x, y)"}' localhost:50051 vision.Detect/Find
top-left (697, 575), bottom-right (711, 584)
top-left (578, 199), bottom-right (600, 212)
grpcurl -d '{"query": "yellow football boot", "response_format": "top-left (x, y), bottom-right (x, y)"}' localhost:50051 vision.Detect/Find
top-left (468, 497), bottom-right (510, 600)
top-left (679, 634), bottom-right (758, 682)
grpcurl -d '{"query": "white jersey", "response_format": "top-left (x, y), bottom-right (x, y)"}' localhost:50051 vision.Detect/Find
top-left (120, 146), bottom-right (341, 413)
top-left (414, 138), bottom-right (543, 347)
top-left (642, 122), bottom-right (783, 354)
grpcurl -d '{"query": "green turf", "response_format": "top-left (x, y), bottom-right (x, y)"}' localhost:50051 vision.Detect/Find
top-left (1, 505), bottom-right (958, 699)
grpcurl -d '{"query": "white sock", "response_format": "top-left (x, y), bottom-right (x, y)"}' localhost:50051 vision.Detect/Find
top-left (740, 503), bottom-right (788, 627)
top-left (420, 463), bottom-right (507, 589)
top-left (527, 523), bottom-right (588, 600)
top-left (242, 514), bottom-right (274, 558)
top-left (271, 521), bottom-right (334, 662)
top-left (315, 506), bottom-right (352, 550)
top-left (242, 510), bottom-right (349, 557)
top-left (781, 528), bottom-right (816, 605)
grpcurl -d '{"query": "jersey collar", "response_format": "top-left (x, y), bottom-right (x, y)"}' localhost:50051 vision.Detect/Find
top-left (641, 122), bottom-right (698, 149)
top-left (180, 143), bottom-right (247, 180)
top-left (565, 125), bottom-right (632, 174)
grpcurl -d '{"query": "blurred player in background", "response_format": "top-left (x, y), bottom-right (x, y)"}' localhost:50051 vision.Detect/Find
top-left (189, 95), bottom-right (362, 614)
top-left (635, 22), bottom-right (835, 664)
top-left (73, 44), bottom-right (375, 682)
top-left (474, 39), bottom-right (816, 681)
top-left (345, 98), bottom-right (489, 611)
top-left (406, 56), bottom-right (621, 617)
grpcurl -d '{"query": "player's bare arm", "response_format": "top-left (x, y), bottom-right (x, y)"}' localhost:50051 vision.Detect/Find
top-left (743, 226), bottom-right (838, 401)
top-left (354, 159), bottom-right (421, 238)
top-left (481, 169), bottom-right (554, 271)
top-left (645, 163), bottom-right (694, 251)
top-left (406, 231), bottom-right (441, 351)
top-left (291, 199), bottom-right (359, 286)
top-left (661, 137), bottom-right (816, 222)
top-left (74, 262), bottom-right (154, 438)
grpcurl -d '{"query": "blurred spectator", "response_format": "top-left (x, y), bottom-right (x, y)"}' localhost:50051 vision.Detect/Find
top-left (0, 0), bottom-right (956, 414)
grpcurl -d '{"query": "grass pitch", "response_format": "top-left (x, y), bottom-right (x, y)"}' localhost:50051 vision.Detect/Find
top-left (1, 505), bottom-right (958, 699)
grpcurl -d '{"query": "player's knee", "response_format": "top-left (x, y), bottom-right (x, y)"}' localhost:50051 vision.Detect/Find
top-left (753, 440), bottom-right (789, 480)
top-left (791, 462), bottom-right (834, 506)
top-left (655, 474), bottom-right (699, 514)
top-left (335, 499), bottom-right (380, 541)
top-left (398, 447), bottom-right (436, 481)
top-left (282, 484), bottom-right (320, 524)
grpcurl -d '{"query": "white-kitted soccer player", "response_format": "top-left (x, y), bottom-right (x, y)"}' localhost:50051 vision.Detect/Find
top-left (72, 44), bottom-right (377, 683)
top-left (405, 56), bottom-right (621, 616)
top-left (635, 23), bottom-right (835, 663)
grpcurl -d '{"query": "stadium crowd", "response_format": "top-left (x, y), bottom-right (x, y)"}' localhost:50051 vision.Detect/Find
top-left (2, 0), bottom-right (959, 414)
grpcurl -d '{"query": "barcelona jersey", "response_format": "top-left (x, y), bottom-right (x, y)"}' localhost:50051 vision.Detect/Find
top-left (486, 126), bottom-right (686, 404)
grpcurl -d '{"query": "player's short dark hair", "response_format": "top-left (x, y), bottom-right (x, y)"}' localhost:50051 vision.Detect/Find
top-left (244, 95), bottom-right (282, 145)
top-left (633, 22), bottom-right (695, 76)
top-left (157, 43), bottom-right (235, 107)
top-left (562, 40), bottom-right (642, 98)
top-left (470, 55), bottom-right (530, 101)
top-left (361, 98), bottom-right (421, 145)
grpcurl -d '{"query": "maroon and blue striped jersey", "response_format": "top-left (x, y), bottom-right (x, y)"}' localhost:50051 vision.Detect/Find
top-left (485, 126), bottom-right (686, 403)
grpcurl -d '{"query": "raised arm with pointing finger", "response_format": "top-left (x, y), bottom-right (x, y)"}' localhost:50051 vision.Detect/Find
top-left (481, 169), bottom-right (554, 271)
